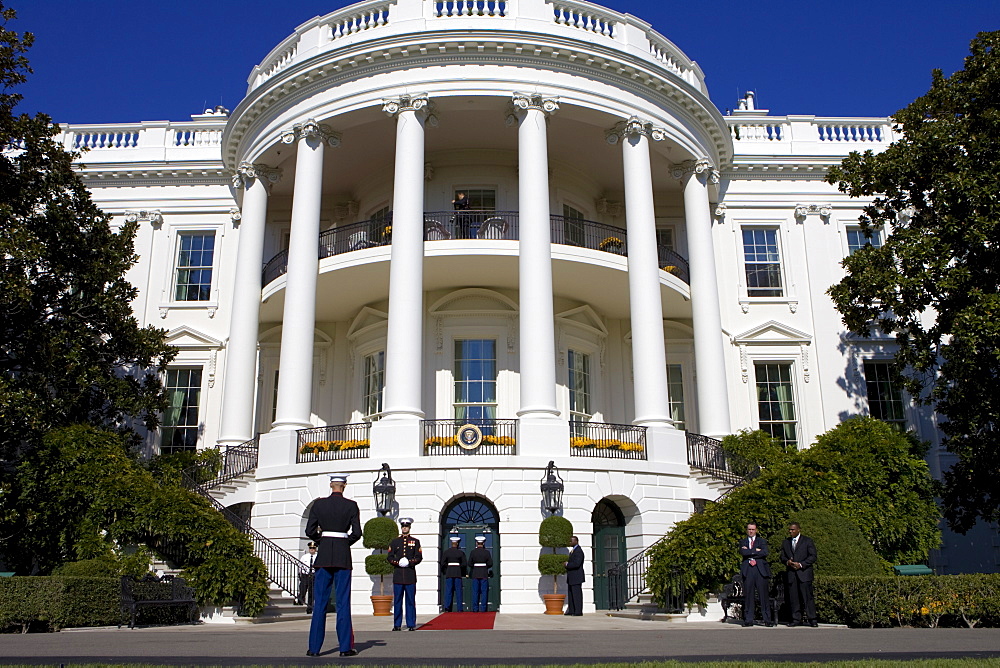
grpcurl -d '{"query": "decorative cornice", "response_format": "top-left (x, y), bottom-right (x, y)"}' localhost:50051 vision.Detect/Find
top-left (232, 161), bottom-right (282, 189)
top-left (279, 119), bottom-right (341, 147)
top-left (382, 94), bottom-right (438, 126)
top-left (124, 209), bottom-right (163, 228)
top-left (671, 158), bottom-right (719, 184)
top-left (794, 203), bottom-right (832, 222)
top-left (605, 116), bottom-right (666, 144)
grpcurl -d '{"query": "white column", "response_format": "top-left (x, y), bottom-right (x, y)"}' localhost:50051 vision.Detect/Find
top-left (512, 93), bottom-right (560, 420)
top-left (608, 117), bottom-right (672, 427)
top-left (218, 162), bottom-right (281, 445)
top-left (380, 95), bottom-right (433, 421)
top-left (272, 120), bottom-right (339, 430)
top-left (678, 158), bottom-right (731, 438)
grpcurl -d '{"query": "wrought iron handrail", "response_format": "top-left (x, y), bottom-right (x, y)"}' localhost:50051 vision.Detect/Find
top-left (685, 432), bottom-right (761, 488)
top-left (422, 418), bottom-right (517, 455)
top-left (179, 436), bottom-right (259, 491)
top-left (568, 421), bottom-right (647, 459)
top-left (297, 423), bottom-right (372, 463)
top-left (606, 537), bottom-right (684, 611)
top-left (180, 468), bottom-right (308, 601)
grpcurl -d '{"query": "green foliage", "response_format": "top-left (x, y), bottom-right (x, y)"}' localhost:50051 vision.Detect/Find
top-left (767, 509), bottom-right (888, 577)
top-left (0, 576), bottom-right (120, 632)
top-left (365, 553), bottom-right (394, 578)
top-left (825, 30), bottom-right (1000, 533)
top-left (815, 574), bottom-right (1000, 628)
top-left (52, 547), bottom-right (152, 579)
top-left (14, 426), bottom-right (269, 616)
top-left (538, 516), bottom-right (573, 549)
top-left (537, 553), bottom-right (567, 577)
top-left (647, 420), bottom-right (939, 605)
top-left (147, 448), bottom-right (222, 487)
top-left (362, 516), bottom-right (398, 550)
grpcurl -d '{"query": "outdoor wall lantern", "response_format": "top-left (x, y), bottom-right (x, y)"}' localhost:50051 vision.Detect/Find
top-left (373, 462), bottom-right (396, 516)
top-left (540, 460), bottom-right (564, 514)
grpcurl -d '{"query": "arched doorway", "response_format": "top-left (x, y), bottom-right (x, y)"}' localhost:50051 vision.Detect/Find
top-left (440, 496), bottom-right (500, 612)
top-left (592, 498), bottom-right (626, 610)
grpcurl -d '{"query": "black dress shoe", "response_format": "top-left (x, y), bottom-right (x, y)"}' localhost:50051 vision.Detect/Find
top-left (340, 649), bottom-right (359, 657)
top-left (742, 622), bottom-right (753, 627)
top-left (391, 626), bottom-right (401, 631)
top-left (788, 621), bottom-right (802, 627)
top-left (306, 651), bottom-right (319, 657)
top-left (407, 627), bottom-right (416, 631)
top-left (765, 622), bottom-right (776, 627)
top-left (808, 620), bottom-right (819, 627)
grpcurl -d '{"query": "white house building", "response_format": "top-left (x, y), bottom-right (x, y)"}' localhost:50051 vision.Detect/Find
top-left (57, 0), bottom-right (994, 616)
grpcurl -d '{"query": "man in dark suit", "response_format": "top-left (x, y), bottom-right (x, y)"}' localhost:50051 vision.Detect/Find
top-left (305, 473), bottom-right (363, 657)
top-left (387, 517), bottom-right (422, 630)
top-left (780, 522), bottom-right (818, 627)
top-left (563, 535), bottom-right (585, 616)
top-left (738, 522), bottom-right (774, 627)
top-left (440, 535), bottom-right (467, 612)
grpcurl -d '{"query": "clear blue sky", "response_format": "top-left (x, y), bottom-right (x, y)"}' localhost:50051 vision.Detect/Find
top-left (12, 0), bottom-right (999, 125)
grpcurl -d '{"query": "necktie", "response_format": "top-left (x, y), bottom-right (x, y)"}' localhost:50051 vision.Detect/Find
top-left (792, 537), bottom-right (798, 550)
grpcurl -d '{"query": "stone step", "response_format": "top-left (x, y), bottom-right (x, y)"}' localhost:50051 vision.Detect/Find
top-left (234, 589), bottom-right (312, 624)
top-left (606, 609), bottom-right (688, 622)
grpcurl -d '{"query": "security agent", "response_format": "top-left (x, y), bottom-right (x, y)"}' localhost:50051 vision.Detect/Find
top-left (297, 542), bottom-right (317, 613)
top-left (305, 474), bottom-right (363, 657)
top-left (468, 535), bottom-right (493, 612)
top-left (440, 535), bottom-right (467, 612)
top-left (387, 517), bottom-right (422, 630)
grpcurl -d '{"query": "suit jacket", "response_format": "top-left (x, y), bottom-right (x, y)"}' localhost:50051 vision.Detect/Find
top-left (305, 492), bottom-right (362, 569)
top-left (388, 535), bottom-right (423, 585)
top-left (739, 535), bottom-right (772, 578)
top-left (441, 547), bottom-right (467, 578)
top-left (565, 544), bottom-right (586, 585)
top-left (780, 535), bottom-right (817, 582)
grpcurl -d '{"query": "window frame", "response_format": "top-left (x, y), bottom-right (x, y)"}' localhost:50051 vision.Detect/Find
top-left (740, 225), bottom-right (785, 299)
top-left (161, 366), bottom-right (204, 454)
top-left (160, 223), bottom-right (223, 314)
top-left (752, 360), bottom-right (799, 449)
top-left (862, 359), bottom-right (908, 429)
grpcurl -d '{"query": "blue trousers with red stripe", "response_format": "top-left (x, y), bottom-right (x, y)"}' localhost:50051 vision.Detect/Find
top-left (308, 567), bottom-right (353, 654)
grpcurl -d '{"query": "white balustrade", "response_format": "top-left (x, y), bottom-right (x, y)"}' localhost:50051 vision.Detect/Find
top-left (326, 2), bottom-right (392, 39)
top-left (433, 0), bottom-right (506, 17)
top-left (552, 1), bottom-right (616, 37)
top-left (174, 127), bottom-right (223, 147)
top-left (72, 130), bottom-right (139, 150)
top-left (730, 122), bottom-right (784, 142)
top-left (816, 122), bottom-right (885, 142)
top-left (257, 41), bottom-right (298, 86)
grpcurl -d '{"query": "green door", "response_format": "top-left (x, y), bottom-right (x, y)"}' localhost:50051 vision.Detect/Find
top-left (592, 499), bottom-right (626, 610)
top-left (440, 498), bottom-right (501, 612)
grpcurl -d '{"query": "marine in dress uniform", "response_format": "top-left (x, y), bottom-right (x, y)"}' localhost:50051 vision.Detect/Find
top-left (387, 517), bottom-right (422, 630)
top-left (305, 474), bottom-right (363, 657)
top-left (468, 535), bottom-right (493, 612)
top-left (563, 535), bottom-right (585, 616)
top-left (440, 535), bottom-right (467, 612)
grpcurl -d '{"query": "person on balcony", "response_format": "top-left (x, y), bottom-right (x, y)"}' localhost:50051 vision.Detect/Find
top-left (305, 474), bottom-right (363, 657)
top-left (388, 517), bottom-right (422, 630)
top-left (468, 535), bottom-right (493, 612)
top-left (738, 522), bottom-right (775, 627)
top-left (452, 192), bottom-right (472, 238)
top-left (441, 535), bottom-right (467, 612)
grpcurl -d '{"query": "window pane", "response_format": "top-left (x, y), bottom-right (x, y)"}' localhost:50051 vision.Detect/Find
top-left (162, 367), bottom-right (202, 454)
top-left (454, 339), bottom-right (497, 422)
top-left (742, 228), bottom-right (783, 297)
top-left (174, 232), bottom-right (215, 302)
top-left (363, 351), bottom-right (385, 419)
top-left (863, 361), bottom-right (906, 429)
top-left (568, 350), bottom-right (591, 419)
top-left (847, 228), bottom-right (883, 254)
top-left (754, 363), bottom-right (796, 449)
top-left (667, 364), bottom-right (686, 430)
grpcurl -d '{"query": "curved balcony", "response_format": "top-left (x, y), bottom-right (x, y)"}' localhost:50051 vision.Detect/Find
top-left (261, 211), bottom-right (690, 286)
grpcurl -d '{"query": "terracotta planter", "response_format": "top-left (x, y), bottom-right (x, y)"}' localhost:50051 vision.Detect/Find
top-left (370, 594), bottom-right (393, 616)
top-left (543, 594), bottom-right (566, 615)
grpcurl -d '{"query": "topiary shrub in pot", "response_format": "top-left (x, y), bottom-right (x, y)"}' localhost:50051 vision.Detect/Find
top-left (538, 515), bottom-right (573, 614)
top-left (363, 516), bottom-right (398, 616)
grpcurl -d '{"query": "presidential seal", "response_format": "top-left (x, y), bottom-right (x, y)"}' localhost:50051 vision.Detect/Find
top-left (457, 423), bottom-right (483, 450)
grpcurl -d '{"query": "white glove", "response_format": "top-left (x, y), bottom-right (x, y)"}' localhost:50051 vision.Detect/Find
top-left (398, 557), bottom-right (409, 568)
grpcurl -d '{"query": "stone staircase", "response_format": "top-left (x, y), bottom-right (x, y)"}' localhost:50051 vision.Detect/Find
top-left (606, 592), bottom-right (687, 622)
top-left (205, 470), bottom-right (255, 504)
top-left (235, 585), bottom-right (312, 624)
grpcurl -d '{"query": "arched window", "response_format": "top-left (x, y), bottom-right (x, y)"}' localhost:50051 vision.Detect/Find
top-left (443, 497), bottom-right (498, 526)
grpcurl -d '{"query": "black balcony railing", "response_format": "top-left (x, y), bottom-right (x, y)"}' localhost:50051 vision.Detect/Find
top-left (686, 432), bottom-right (761, 488)
top-left (608, 550), bottom-right (684, 613)
top-left (422, 418), bottom-right (517, 455)
top-left (297, 423), bottom-right (372, 463)
top-left (179, 436), bottom-right (259, 490)
top-left (260, 211), bottom-right (689, 285)
top-left (569, 421), bottom-right (647, 460)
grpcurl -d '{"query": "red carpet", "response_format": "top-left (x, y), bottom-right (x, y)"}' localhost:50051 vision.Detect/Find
top-left (419, 611), bottom-right (496, 630)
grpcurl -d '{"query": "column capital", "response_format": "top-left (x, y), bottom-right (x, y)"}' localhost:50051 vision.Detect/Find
top-left (505, 93), bottom-right (560, 126)
top-left (232, 161), bottom-right (282, 189)
top-left (280, 119), bottom-right (341, 147)
top-left (605, 116), bottom-right (666, 144)
top-left (383, 93), bottom-right (438, 126)
top-left (671, 158), bottom-right (719, 184)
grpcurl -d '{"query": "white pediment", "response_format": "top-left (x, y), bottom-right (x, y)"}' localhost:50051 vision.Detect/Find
top-left (732, 320), bottom-right (812, 345)
top-left (429, 288), bottom-right (517, 315)
top-left (165, 325), bottom-right (222, 349)
top-left (347, 306), bottom-right (389, 340)
top-left (556, 305), bottom-right (607, 337)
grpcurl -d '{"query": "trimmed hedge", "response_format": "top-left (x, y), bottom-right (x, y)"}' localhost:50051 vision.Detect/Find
top-left (815, 574), bottom-right (1000, 628)
top-left (767, 508), bottom-right (889, 577)
top-left (0, 576), bottom-right (120, 632)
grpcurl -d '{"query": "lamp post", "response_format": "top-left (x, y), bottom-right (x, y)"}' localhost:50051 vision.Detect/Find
top-left (373, 463), bottom-right (396, 516)
top-left (540, 460), bottom-right (564, 514)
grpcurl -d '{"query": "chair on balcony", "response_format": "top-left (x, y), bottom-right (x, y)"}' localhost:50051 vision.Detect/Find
top-left (348, 230), bottom-right (376, 251)
top-left (477, 217), bottom-right (508, 240)
top-left (424, 219), bottom-right (452, 240)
